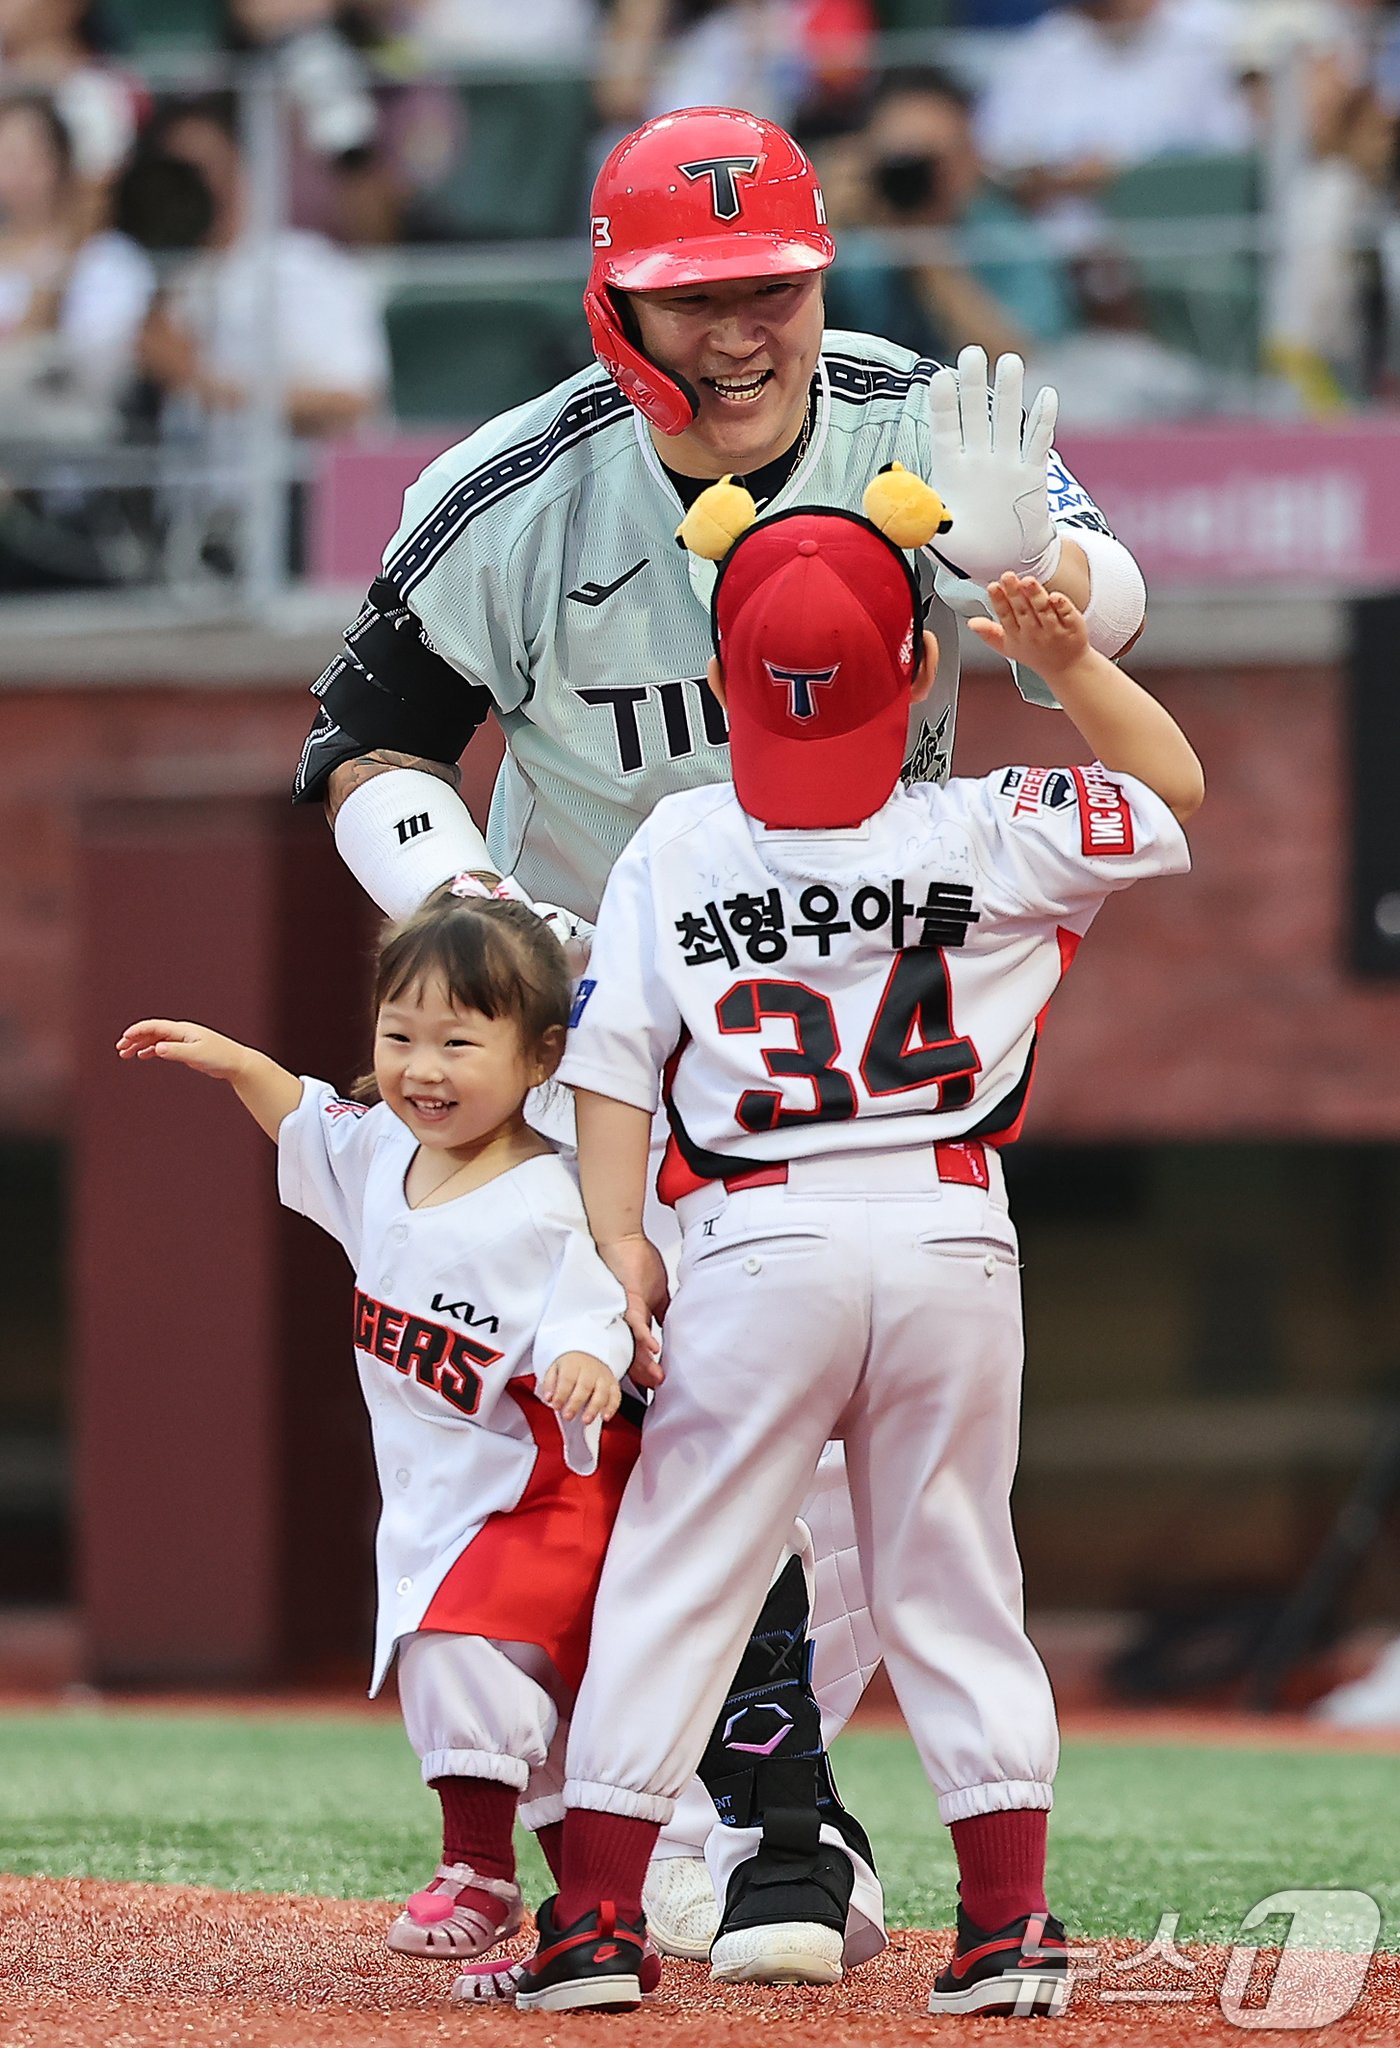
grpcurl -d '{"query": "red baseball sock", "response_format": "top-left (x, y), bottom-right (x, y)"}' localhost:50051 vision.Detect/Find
top-left (949, 1810), bottom-right (1048, 1932)
top-left (556, 1808), bottom-right (660, 1925)
top-left (536, 1819), bottom-right (565, 1885)
top-left (431, 1776), bottom-right (518, 1883)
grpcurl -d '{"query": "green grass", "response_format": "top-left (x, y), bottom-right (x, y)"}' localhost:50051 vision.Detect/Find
top-left (0, 1710), bottom-right (1393, 1949)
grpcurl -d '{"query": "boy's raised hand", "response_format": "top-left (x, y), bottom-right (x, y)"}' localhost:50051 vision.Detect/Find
top-left (540, 1350), bottom-right (622, 1426)
top-left (598, 1234), bottom-right (668, 1389)
top-left (116, 1019), bottom-right (249, 1081)
top-left (969, 571), bottom-right (1089, 681)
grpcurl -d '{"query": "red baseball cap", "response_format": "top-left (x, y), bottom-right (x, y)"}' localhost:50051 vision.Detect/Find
top-left (712, 509), bottom-right (921, 829)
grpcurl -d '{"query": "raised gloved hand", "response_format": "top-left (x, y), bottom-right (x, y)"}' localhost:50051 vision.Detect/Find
top-left (927, 347), bottom-right (1061, 589)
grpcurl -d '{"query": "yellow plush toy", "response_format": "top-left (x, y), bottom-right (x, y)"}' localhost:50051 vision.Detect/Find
top-left (862, 462), bottom-right (951, 548)
top-left (677, 461), bottom-right (951, 563)
top-left (675, 475), bottom-right (759, 560)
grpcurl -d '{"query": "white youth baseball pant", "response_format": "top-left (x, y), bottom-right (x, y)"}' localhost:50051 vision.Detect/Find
top-left (397, 1630), bottom-right (569, 1832)
top-left (565, 1149), bottom-right (1059, 1889)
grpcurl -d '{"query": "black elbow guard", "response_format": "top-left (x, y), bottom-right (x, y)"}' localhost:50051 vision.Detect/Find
top-left (292, 578), bottom-right (493, 803)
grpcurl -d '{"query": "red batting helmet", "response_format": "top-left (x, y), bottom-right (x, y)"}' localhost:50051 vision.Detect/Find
top-left (585, 107), bottom-right (836, 437)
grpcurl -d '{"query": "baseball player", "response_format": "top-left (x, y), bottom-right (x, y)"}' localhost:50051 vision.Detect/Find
top-left (508, 475), bottom-right (1203, 2016)
top-left (118, 892), bottom-right (655, 1980)
top-left (293, 104), bottom-right (1150, 1979)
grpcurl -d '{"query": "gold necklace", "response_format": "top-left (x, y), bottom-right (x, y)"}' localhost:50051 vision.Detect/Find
top-left (739, 387), bottom-right (816, 508)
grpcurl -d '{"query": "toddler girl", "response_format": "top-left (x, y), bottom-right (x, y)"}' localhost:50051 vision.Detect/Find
top-left (118, 885), bottom-right (654, 1987)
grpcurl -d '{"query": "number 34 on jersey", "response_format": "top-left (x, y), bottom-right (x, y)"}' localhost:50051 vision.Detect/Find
top-left (559, 768), bottom-right (1192, 1172)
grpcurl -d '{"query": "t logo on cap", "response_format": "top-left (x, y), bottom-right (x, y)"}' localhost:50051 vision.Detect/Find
top-left (764, 661), bottom-right (839, 721)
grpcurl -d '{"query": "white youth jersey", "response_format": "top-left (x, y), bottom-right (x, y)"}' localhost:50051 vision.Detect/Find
top-left (558, 765), bottom-right (1189, 1173)
top-left (382, 331), bottom-right (1116, 919)
top-left (278, 1080), bottom-right (631, 1693)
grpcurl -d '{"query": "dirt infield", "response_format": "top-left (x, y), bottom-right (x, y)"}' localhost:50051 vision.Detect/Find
top-left (2, 1877), bottom-right (1395, 2048)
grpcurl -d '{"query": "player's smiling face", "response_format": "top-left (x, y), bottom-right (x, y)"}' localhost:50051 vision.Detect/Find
top-left (628, 273), bottom-right (825, 478)
top-left (375, 976), bottom-right (543, 1158)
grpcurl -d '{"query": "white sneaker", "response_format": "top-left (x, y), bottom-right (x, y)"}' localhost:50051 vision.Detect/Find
top-left (386, 1862), bottom-right (524, 1959)
top-left (1312, 1636), bottom-right (1400, 1728)
top-left (709, 1921), bottom-right (844, 1986)
top-left (642, 1854), bottom-right (720, 1960)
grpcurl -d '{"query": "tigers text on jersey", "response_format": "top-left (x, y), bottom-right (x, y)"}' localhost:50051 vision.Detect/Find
top-left (377, 331), bottom-right (1115, 919)
top-left (278, 1080), bottom-right (632, 1694)
top-left (557, 765), bottom-right (1189, 1177)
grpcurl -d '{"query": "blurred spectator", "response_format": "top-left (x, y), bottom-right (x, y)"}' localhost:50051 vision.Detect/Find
top-left (0, 0), bottom-right (143, 187)
top-left (822, 66), bottom-right (1074, 363)
top-left (220, 0), bottom-right (377, 158)
top-left (596, 0), bottom-right (873, 136)
top-left (976, 0), bottom-right (1253, 252)
top-left (1235, 1), bottom-right (1396, 407)
top-left (137, 96), bottom-right (388, 436)
top-left (216, 0), bottom-right (447, 246)
top-left (404, 0), bottom-right (600, 61)
top-left (0, 93), bottom-right (153, 437)
top-left (960, 0), bottom-right (1053, 19)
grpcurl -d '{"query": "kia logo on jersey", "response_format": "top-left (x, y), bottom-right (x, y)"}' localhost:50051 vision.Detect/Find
top-left (678, 154), bottom-right (761, 221)
top-left (764, 660), bottom-right (839, 721)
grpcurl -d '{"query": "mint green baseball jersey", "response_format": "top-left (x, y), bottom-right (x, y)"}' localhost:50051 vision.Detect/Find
top-left (382, 330), bottom-right (1114, 920)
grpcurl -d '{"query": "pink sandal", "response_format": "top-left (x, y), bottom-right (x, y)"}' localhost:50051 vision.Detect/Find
top-left (386, 1862), bottom-right (525, 1959)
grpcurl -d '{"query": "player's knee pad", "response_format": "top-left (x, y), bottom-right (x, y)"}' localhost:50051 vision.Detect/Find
top-left (697, 1553), bottom-right (874, 1871)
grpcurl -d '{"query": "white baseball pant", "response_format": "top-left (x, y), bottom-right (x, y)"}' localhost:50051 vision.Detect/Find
top-left (565, 1149), bottom-right (1059, 1893)
top-left (397, 1631), bottom-right (568, 1832)
top-left (533, 1088), bottom-right (885, 1917)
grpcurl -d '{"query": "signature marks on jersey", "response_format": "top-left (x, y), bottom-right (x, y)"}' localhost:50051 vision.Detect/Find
top-left (566, 559), bottom-right (650, 607)
top-left (576, 675), bottom-right (729, 773)
top-left (675, 880), bottom-right (980, 969)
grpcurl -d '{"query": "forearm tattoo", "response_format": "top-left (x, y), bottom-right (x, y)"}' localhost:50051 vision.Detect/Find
top-left (324, 750), bottom-right (462, 823)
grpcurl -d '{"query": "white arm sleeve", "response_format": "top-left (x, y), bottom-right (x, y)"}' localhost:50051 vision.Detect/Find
top-left (332, 768), bottom-right (495, 919)
top-left (1072, 525), bottom-right (1148, 660)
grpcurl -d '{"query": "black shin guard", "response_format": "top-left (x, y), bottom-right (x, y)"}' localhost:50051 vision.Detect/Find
top-left (698, 1555), bottom-right (875, 1932)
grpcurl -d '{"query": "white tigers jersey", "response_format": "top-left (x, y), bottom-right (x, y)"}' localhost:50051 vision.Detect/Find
top-left (374, 330), bottom-right (1119, 919)
top-left (557, 764), bottom-right (1190, 1175)
top-left (278, 1080), bottom-right (632, 1693)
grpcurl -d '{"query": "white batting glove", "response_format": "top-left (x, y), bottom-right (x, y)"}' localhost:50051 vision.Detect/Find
top-left (927, 347), bottom-right (1062, 589)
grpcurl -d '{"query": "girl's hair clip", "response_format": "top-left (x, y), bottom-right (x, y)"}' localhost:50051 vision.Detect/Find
top-left (447, 871), bottom-right (493, 900)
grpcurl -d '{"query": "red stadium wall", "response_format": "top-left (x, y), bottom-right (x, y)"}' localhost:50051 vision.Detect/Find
top-left (1, 658), bottom-right (1395, 1142)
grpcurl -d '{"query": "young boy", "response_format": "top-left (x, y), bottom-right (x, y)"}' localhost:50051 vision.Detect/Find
top-left (513, 484), bottom-right (1203, 2015)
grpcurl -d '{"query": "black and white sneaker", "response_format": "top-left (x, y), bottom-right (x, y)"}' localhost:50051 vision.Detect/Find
top-left (513, 1895), bottom-right (651, 2013)
top-left (926, 1905), bottom-right (1069, 2016)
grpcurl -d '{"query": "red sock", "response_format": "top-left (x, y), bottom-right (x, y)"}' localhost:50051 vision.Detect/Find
top-left (536, 1819), bottom-right (565, 1886)
top-left (949, 1810), bottom-right (1048, 1932)
top-left (431, 1776), bottom-right (518, 1883)
top-left (556, 1808), bottom-right (660, 1925)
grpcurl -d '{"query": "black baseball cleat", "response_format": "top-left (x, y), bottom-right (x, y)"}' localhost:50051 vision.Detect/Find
top-left (926, 1904), bottom-right (1069, 2016)
top-left (708, 1841), bottom-right (853, 1985)
top-left (513, 1894), bottom-right (652, 2013)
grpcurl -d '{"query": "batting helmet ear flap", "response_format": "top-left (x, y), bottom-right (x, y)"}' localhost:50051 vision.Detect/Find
top-left (584, 283), bottom-right (699, 437)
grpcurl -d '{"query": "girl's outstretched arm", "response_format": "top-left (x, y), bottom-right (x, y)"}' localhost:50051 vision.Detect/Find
top-left (117, 1020), bottom-right (303, 1140)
